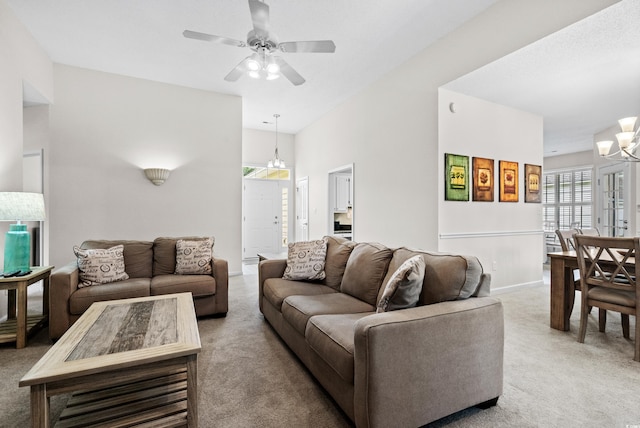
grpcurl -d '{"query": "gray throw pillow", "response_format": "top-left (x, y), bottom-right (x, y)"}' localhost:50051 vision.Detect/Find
top-left (377, 255), bottom-right (425, 313)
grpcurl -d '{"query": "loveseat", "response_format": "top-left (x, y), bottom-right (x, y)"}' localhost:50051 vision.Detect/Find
top-left (258, 236), bottom-right (504, 428)
top-left (49, 237), bottom-right (228, 340)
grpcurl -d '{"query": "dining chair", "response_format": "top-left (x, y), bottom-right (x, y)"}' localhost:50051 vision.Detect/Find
top-left (574, 235), bottom-right (640, 362)
top-left (555, 229), bottom-right (582, 315)
top-left (579, 227), bottom-right (600, 236)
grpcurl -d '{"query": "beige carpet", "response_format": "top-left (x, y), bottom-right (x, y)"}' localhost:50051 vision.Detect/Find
top-left (1, 265), bottom-right (640, 427)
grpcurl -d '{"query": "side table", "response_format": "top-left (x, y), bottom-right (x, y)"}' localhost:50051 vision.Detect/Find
top-left (0, 266), bottom-right (54, 348)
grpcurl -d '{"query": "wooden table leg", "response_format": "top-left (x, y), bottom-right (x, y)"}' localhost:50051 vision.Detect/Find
top-left (8, 288), bottom-right (16, 319)
top-left (550, 257), bottom-right (571, 331)
top-left (186, 354), bottom-right (198, 428)
top-left (31, 384), bottom-right (49, 428)
top-left (42, 275), bottom-right (50, 318)
top-left (16, 283), bottom-right (27, 349)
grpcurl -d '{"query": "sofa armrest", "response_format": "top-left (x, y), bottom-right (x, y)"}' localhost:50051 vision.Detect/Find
top-left (353, 297), bottom-right (504, 428)
top-left (49, 261), bottom-right (81, 340)
top-left (212, 257), bottom-right (229, 313)
top-left (258, 259), bottom-right (287, 312)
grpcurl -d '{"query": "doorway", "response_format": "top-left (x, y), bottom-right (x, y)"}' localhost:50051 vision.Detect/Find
top-left (296, 177), bottom-right (309, 242)
top-left (328, 164), bottom-right (354, 240)
top-left (598, 163), bottom-right (630, 237)
top-left (242, 167), bottom-right (292, 260)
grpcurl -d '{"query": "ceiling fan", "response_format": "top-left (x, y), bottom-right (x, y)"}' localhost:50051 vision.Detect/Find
top-left (183, 0), bottom-right (335, 86)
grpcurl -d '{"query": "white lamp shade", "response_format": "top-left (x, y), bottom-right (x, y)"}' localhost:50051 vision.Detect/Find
top-left (596, 140), bottom-right (613, 156)
top-left (618, 117), bottom-right (637, 132)
top-left (144, 168), bottom-right (171, 186)
top-left (0, 192), bottom-right (45, 221)
top-left (616, 132), bottom-right (634, 149)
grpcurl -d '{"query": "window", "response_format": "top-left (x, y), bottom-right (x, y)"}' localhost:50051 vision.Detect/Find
top-left (243, 166), bottom-right (290, 180)
top-left (543, 168), bottom-right (593, 231)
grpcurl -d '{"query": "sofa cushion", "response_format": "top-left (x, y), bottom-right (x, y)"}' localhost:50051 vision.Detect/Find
top-left (81, 240), bottom-right (153, 278)
top-left (74, 245), bottom-right (129, 287)
top-left (151, 274), bottom-right (216, 297)
top-left (282, 293), bottom-right (374, 336)
top-left (263, 278), bottom-right (337, 311)
top-left (306, 313), bottom-right (371, 383)
top-left (283, 238), bottom-right (328, 281)
top-left (380, 247), bottom-right (484, 306)
top-left (175, 238), bottom-right (213, 275)
top-left (377, 255), bottom-right (425, 313)
top-left (321, 236), bottom-right (357, 290)
top-left (153, 236), bottom-right (214, 276)
top-left (69, 278), bottom-right (151, 314)
top-left (341, 242), bottom-right (393, 305)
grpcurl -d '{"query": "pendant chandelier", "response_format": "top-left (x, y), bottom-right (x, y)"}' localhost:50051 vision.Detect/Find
top-left (267, 113), bottom-right (285, 168)
top-left (596, 116), bottom-right (640, 162)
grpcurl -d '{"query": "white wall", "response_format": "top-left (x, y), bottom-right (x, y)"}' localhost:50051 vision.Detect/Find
top-left (242, 128), bottom-right (294, 166)
top-left (294, 0), bottom-right (616, 289)
top-left (438, 89), bottom-right (543, 289)
top-left (49, 65), bottom-right (243, 274)
top-left (544, 150), bottom-right (594, 171)
top-left (0, 0), bottom-right (53, 317)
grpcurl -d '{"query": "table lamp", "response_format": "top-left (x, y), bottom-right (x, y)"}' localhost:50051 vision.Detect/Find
top-left (0, 192), bottom-right (46, 274)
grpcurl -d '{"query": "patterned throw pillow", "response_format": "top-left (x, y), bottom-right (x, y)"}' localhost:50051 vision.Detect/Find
top-left (74, 244), bottom-right (129, 287)
top-left (283, 238), bottom-right (328, 281)
top-left (175, 238), bottom-right (213, 275)
top-left (376, 255), bottom-right (426, 313)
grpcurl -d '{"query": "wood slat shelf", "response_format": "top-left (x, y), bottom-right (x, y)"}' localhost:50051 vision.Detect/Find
top-left (0, 314), bottom-right (47, 343)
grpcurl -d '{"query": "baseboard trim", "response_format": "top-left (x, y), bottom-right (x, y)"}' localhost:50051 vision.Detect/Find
top-left (491, 279), bottom-right (544, 295)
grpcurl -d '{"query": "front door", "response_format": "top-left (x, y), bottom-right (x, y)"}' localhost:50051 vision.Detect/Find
top-left (243, 180), bottom-right (281, 260)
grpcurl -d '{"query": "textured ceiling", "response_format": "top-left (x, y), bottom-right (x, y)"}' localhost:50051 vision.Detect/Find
top-left (8, 1), bottom-right (638, 157)
top-left (7, 0), bottom-right (498, 134)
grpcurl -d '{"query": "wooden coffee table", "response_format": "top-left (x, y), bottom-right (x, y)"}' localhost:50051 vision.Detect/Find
top-left (19, 293), bottom-right (201, 427)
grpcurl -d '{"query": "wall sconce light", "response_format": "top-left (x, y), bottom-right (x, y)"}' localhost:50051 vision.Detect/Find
top-left (144, 168), bottom-right (171, 186)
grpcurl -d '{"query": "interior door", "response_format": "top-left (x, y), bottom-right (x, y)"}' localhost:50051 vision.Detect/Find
top-left (243, 180), bottom-right (281, 259)
top-left (296, 177), bottom-right (309, 242)
top-left (598, 164), bottom-right (629, 237)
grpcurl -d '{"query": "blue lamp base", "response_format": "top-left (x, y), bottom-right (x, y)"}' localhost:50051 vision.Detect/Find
top-left (4, 223), bottom-right (30, 273)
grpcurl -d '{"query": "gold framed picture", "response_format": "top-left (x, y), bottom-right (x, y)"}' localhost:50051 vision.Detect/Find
top-left (472, 157), bottom-right (494, 202)
top-left (444, 153), bottom-right (469, 201)
top-left (525, 164), bottom-right (542, 203)
top-left (499, 160), bottom-right (518, 202)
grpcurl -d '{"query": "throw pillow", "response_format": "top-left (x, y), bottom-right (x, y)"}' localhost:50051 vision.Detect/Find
top-left (283, 238), bottom-right (328, 281)
top-left (175, 238), bottom-right (213, 275)
top-left (74, 244), bottom-right (129, 287)
top-left (377, 255), bottom-right (426, 313)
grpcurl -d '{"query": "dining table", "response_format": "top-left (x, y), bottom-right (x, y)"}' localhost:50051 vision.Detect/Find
top-left (547, 251), bottom-right (579, 331)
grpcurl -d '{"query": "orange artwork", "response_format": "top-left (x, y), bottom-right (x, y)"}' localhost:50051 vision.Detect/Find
top-left (499, 160), bottom-right (518, 202)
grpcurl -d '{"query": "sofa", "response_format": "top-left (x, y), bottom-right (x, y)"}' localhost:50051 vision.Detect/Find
top-left (258, 236), bottom-right (504, 428)
top-left (49, 237), bottom-right (228, 340)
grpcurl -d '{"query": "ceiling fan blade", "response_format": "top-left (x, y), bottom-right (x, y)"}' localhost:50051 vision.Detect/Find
top-left (183, 30), bottom-right (246, 48)
top-left (224, 57), bottom-right (251, 82)
top-left (248, 0), bottom-right (270, 36)
top-left (274, 57), bottom-right (305, 86)
top-left (278, 40), bottom-right (336, 53)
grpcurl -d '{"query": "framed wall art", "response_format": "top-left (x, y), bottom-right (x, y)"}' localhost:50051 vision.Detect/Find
top-left (525, 163), bottom-right (542, 203)
top-left (444, 153), bottom-right (469, 201)
top-left (472, 157), bottom-right (494, 202)
top-left (499, 160), bottom-right (519, 202)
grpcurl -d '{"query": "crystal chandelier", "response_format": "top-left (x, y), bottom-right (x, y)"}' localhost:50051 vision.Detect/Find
top-left (596, 116), bottom-right (640, 161)
top-left (267, 113), bottom-right (285, 168)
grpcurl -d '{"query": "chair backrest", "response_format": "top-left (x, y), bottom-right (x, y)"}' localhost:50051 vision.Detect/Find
top-left (579, 227), bottom-right (600, 236)
top-left (555, 229), bottom-right (579, 251)
top-left (574, 235), bottom-right (639, 294)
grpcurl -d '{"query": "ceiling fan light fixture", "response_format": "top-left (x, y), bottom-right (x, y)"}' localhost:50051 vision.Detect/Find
top-left (246, 58), bottom-right (261, 71)
top-left (266, 73), bottom-right (280, 80)
top-left (248, 70), bottom-right (261, 79)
